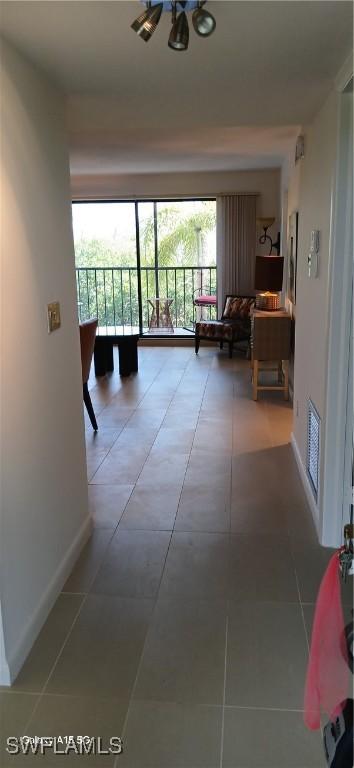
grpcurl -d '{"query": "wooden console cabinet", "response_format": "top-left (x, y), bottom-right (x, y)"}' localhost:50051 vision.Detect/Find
top-left (251, 309), bottom-right (291, 401)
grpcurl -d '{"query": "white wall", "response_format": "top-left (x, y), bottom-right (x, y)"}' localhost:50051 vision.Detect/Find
top-left (285, 89), bottom-right (340, 539)
top-left (71, 168), bottom-right (281, 253)
top-left (322, 82), bottom-right (353, 547)
top-left (0, 39), bottom-right (90, 683)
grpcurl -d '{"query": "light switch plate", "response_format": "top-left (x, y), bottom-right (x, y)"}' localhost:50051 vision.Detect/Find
top-left (310, 229), bottom-right (320, 253)
top-left (47, 301), bottom-right (61, 333)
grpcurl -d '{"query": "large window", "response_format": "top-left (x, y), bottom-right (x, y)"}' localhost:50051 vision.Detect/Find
top-left (72, 199), bottom-right (216, 334)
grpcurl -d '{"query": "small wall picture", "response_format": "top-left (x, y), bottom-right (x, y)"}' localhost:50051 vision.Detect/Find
top-left (288, 211), bottom-right (298, 304)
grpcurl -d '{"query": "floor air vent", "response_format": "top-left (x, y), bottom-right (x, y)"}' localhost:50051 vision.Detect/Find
top-left (307, 399), bottom-right (321, 500)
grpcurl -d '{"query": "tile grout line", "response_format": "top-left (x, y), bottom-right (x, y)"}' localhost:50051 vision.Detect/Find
top-left (20, 592), bottom-right (90, 735)
top-left (93, 351), bottom-right (198, 573)
top-left (88, 360), bottom-right (192, 597)
top-left (14, 351), bottom-right (212, 740)
top-left (225, 359), bottom-right (237, 768)
top-left (223, 704), bottom-right (307, 712)
top-left (230, 371), bottom-right (237, 535)
top-left (45, 365), bottom-right (171, 679)
top-left (113, 592), bottom-right (160, 768)
top-left (86, 433), bottom-right (124, 483)
top-left (29, 348), bottom-right (169, 736)
top-left (64, 525), bottom-right (117, 598)
top-left (219, 614), bottom-right (229, 768)
top-left (142, 354), bottom-right (196, 603)
top-left (110, 349), bottom-right (193, 768)
top-left (19, 351), bottom-right (304, 755)
top-left (290, 549), bottom-right (326, 745)
top-left (171, 352), bottom-right (213, 534)
top-left (116, 355), bottom-right (190, 473)
top-left (133, 349), bottom-right (212, 584)
top-left (114, 349), bottom-right (213, 768)
top-left (290, 546), bottom-right (311, 654)
top-left (88, 354), bottom-right (168, 483)
top-left (2, 687), bottom-right (310, 716)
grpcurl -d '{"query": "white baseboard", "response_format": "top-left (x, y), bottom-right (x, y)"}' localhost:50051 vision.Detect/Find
top-left (291, 432), bottom-right (320, 536)
top-left (0, 618), bottom-right (11, 685)
top-left (1, 514), bottom-right (92, 686)
top-left (0, 662), bottom-right (11, 686)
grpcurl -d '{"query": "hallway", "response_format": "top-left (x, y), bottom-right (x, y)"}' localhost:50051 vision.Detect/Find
top-left (2, 346), bottom-right (342, 767)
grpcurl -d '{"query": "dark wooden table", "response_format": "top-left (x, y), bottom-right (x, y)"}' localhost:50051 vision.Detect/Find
top-left (94, 327), bottom-right (140, 377)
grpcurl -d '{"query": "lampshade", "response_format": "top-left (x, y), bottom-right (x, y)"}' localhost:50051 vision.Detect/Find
top-left (256, 217), bottom-right (275, 230)
top-left (131, 2), bottom-right (163, 41)
top-left (255, 256), bottom-right (284, 291)
top-left (168, 11), bottom-right (189, 50)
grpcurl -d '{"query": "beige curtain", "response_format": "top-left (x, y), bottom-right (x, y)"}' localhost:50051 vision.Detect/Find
top-left (216, 194), bottom-right (257, 314)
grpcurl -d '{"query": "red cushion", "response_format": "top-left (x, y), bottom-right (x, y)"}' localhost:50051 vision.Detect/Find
top-left (194, 295), bottom-right (217, 306)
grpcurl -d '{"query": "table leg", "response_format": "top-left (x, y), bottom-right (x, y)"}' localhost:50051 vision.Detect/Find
top-left (94, 338), bottom-right (114, 376)
top-left (118, 338), bottom-right (138, 377)
top-left (278, 361), bottom-right (283, 384)
top-left (284, 360), bottom-right (289, 400)
top-left (253, 360), bottom-right (258, 401)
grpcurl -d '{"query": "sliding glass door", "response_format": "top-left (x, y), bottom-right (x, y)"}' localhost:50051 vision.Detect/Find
top-left (72, 198), bottom-right (216, 335)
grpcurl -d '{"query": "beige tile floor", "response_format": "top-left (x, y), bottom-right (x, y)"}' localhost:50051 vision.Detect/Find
top-left (2, 346), bottom-right (351, 767)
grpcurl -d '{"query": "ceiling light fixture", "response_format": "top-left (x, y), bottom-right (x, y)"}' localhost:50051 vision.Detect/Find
top-left (131, 1), bottom-right (216, 51)
top-left (131, 2), bottom-right (164, 42)
top-left (169, 7), bottom-right (189, 50)
top-left (192, 2), bottom-right (216, 36)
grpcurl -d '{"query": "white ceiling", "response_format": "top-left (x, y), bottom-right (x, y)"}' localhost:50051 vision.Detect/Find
top-left (1, 1), bottom-right (352, 175)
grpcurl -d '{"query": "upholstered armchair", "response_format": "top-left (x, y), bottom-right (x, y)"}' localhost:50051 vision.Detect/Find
top-left (195, 295), bottom-right (255, 358)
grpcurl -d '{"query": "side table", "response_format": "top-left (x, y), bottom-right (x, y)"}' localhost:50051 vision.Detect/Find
top-left (94, 327), bottom-right (139, 377)
top-left (148, 298), bottom-right (174, 333)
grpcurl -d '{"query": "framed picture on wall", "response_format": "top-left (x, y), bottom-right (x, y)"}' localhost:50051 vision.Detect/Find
top-left (288, 211), bottom-right (298, 304)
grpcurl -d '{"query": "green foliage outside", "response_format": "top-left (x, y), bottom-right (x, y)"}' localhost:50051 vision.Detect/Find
top-left (75, 201), bottom-right (217, 329)
top-left (140, 203), bottom-right (216, 267)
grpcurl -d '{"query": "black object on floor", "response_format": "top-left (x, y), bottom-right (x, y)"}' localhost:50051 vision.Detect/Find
top-left (117, 335), bottom-right (139, 377)
top-left (94, 328), bottom-right (139, 377)
top-left (83, 382), bottom-right (98, 431)
top-left (80, 318), bottom-right (99, 431)
top-left (323, 699), bottom-right (353, 768)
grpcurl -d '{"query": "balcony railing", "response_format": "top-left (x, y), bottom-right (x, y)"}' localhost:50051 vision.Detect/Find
top-left (76, 266), bottom-right (217, 333)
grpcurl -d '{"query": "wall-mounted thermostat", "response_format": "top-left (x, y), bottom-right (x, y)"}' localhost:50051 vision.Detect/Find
top-left (308, 251), bottom-right (319, 279)
top-left (47, 301), bottom-right (61, 333)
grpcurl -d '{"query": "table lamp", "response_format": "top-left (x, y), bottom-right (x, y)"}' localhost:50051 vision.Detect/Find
top-left (254, 255), bottom-right (284, 311)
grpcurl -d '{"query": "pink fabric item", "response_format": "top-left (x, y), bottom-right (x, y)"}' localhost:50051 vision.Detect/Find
top-left (194, 295), bottom-right (217, 306)
top-left (304, 550), bottom-right (349, 730)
